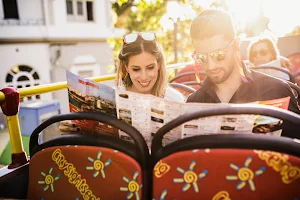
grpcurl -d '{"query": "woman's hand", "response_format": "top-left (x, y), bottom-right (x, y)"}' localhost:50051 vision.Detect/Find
top-left (279, 56), bottom-right (294, 69)
top-left (59, 120), bottom-right (80, 135)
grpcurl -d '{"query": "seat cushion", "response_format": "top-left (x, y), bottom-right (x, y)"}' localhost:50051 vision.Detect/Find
top-left (27, 145), bottom-right (142, 200)
top-left (152, 149), bottom-right (300, 200)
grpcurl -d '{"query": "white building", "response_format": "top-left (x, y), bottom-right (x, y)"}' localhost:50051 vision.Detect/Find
top-left (0, 0), bottom-right (123, 113)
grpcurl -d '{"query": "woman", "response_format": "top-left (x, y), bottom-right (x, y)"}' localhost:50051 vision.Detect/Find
top-left (247, 36), bottom-right (293, 81)
top-left (60, 32), bottom-right (185, 133)
top-left (247, 37), bottom-right (293, 68)
top-left (116, 31), bottom-right (184, 100)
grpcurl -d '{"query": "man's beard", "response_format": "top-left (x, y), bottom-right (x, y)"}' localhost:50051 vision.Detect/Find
top-left (207, 66), bottom-right (233, 84)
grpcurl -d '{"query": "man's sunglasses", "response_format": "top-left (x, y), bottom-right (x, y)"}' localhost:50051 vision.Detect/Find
top-left (251, 49), bottom-right (269, 58)
top-left (192, 39), bottom-right (235, 64)
top-left (123, 32), bottom-right (156, 44)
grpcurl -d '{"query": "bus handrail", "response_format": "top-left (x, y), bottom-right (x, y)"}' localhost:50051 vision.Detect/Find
top-left (0, 74), bottom-right (116, 104)
top-left (166, 61), bottom-right (194, 70)
top-left (0, 61), bottom-right (194, 104)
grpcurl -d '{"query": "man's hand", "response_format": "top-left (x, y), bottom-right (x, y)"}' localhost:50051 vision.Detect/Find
top-left (280, 56), bottom-right (294, 69)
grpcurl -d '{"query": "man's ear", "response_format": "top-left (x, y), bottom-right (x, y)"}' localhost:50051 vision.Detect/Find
top-left (234, 37), bottom-right (240, 50)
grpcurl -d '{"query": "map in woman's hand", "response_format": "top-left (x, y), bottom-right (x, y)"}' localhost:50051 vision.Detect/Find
top-left (67, 71), bottom-right (291, 147)
top-left (66, 70), bottom-right (118, 136)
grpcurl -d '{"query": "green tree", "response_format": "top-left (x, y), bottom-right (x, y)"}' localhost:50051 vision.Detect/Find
top-left (111, 0), bottom-right (135, 16)
top-left (109, 0), bottom-right (203, 68)
top-left (109, 0), bottom-right (166, 62)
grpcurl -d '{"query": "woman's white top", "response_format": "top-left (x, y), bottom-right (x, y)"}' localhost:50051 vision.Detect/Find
top-left (258, 59), bottom-right (290, 81)
top-left (117, 83), bottom-right (186, 102)
top-left (165, 86), bottom-right (185, 102)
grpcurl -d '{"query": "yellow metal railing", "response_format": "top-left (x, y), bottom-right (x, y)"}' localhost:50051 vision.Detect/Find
top-left (0, 74), bottom-right (115, 167)
top-left (0, 63), bottom-right (190, 167)
top-left (0, 61), bottom-right (192, 103)
top-left (6, 115), bottom-right (23, 154)
top-left (0, 74), bottom-right (116, 104)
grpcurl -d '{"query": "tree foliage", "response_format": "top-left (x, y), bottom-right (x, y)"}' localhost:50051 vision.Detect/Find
top-left (111, 0), bottom-right (135, 16)
top-left (109, 0), bottom-right (166, 62)
top-left (109, 0), bottom-right (203, 66)
top-left (109, 0), bottom-right (300, 67)
top-left (126, 0), bottom-right (166, 31)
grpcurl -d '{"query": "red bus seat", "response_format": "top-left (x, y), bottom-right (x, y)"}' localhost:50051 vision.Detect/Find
top-left (152, 147), bottom-right (300, 200)
top-left (27, 112), bottom-right (149, 200)
top-left (151, 105), bottom-right (300, 199)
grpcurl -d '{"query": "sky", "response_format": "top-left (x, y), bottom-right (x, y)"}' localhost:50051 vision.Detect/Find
top-left (162, 0), bottom-right (300, 37)
top-left (225, 0), bottom-right (300, 37)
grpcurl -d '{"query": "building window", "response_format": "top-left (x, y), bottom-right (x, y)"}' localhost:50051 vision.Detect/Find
top-left (66, 0), bottom-right (94, 22)
top-left (3, 0), bottom-right (19, 19)
top-left (86, 1), bottom-right (94, 21)
top-left (5, 65), bottom-right (41, 101)
top-left (77, 1), bottom-right (83, 15)
top-left (66, 0), bottom-right (73, 15)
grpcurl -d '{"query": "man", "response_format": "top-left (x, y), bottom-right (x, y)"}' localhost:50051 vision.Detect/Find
top-left (187, 9), bottom-right (300, 138)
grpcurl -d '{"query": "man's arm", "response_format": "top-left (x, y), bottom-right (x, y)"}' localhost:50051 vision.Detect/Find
top-left (280, 83), bottom-right (300, 138)
top-left (282, 82), bottom-right (300, 115)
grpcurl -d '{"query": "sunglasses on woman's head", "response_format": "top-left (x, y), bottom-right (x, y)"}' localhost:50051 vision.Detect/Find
top-left (191, 39), bottom-right (235, 64)
top-left (123, 32), bottom-right (156, 44)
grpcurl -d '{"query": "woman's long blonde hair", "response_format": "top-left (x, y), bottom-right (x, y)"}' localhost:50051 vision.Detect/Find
top-left (115, 36), bottom-right (168, 98)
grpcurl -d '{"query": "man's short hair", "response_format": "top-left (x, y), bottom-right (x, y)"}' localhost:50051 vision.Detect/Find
top-left (190, 8), bottom-right (236, 41)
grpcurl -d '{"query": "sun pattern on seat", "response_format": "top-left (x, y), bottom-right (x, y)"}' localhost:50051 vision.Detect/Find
top-left (154, 160), bottom-right (171, 178)
top-left (226, 156), bottom-right (266, 191)
top-left (120, 171), bottom-right (143, 200)
top-left (173, 160), bottom-right (208, 193)
top-left (38, 166), bottom-right (60, 192)
top-left (152, 189), bottom-right (168, 200)
top-left (212, 190), bottom-right (231, 200)
top-left (152, 149), bottom-right (300, 200)
top-left (27, 145), bottom-right (143, 200)
top-left (86, 150), bottom-right (112, 178)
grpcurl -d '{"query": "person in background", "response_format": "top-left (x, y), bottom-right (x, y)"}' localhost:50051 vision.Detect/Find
top-left (186, 8), bottom-right (300, 138)
top-left (60, 32), bottom-right (185, 133)
top-left (248, 36), bottom-right (293, 69)
top-left (248, 37), bottom-right (293, 80)
top-left (247, 36), bottom-right (294, 82)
